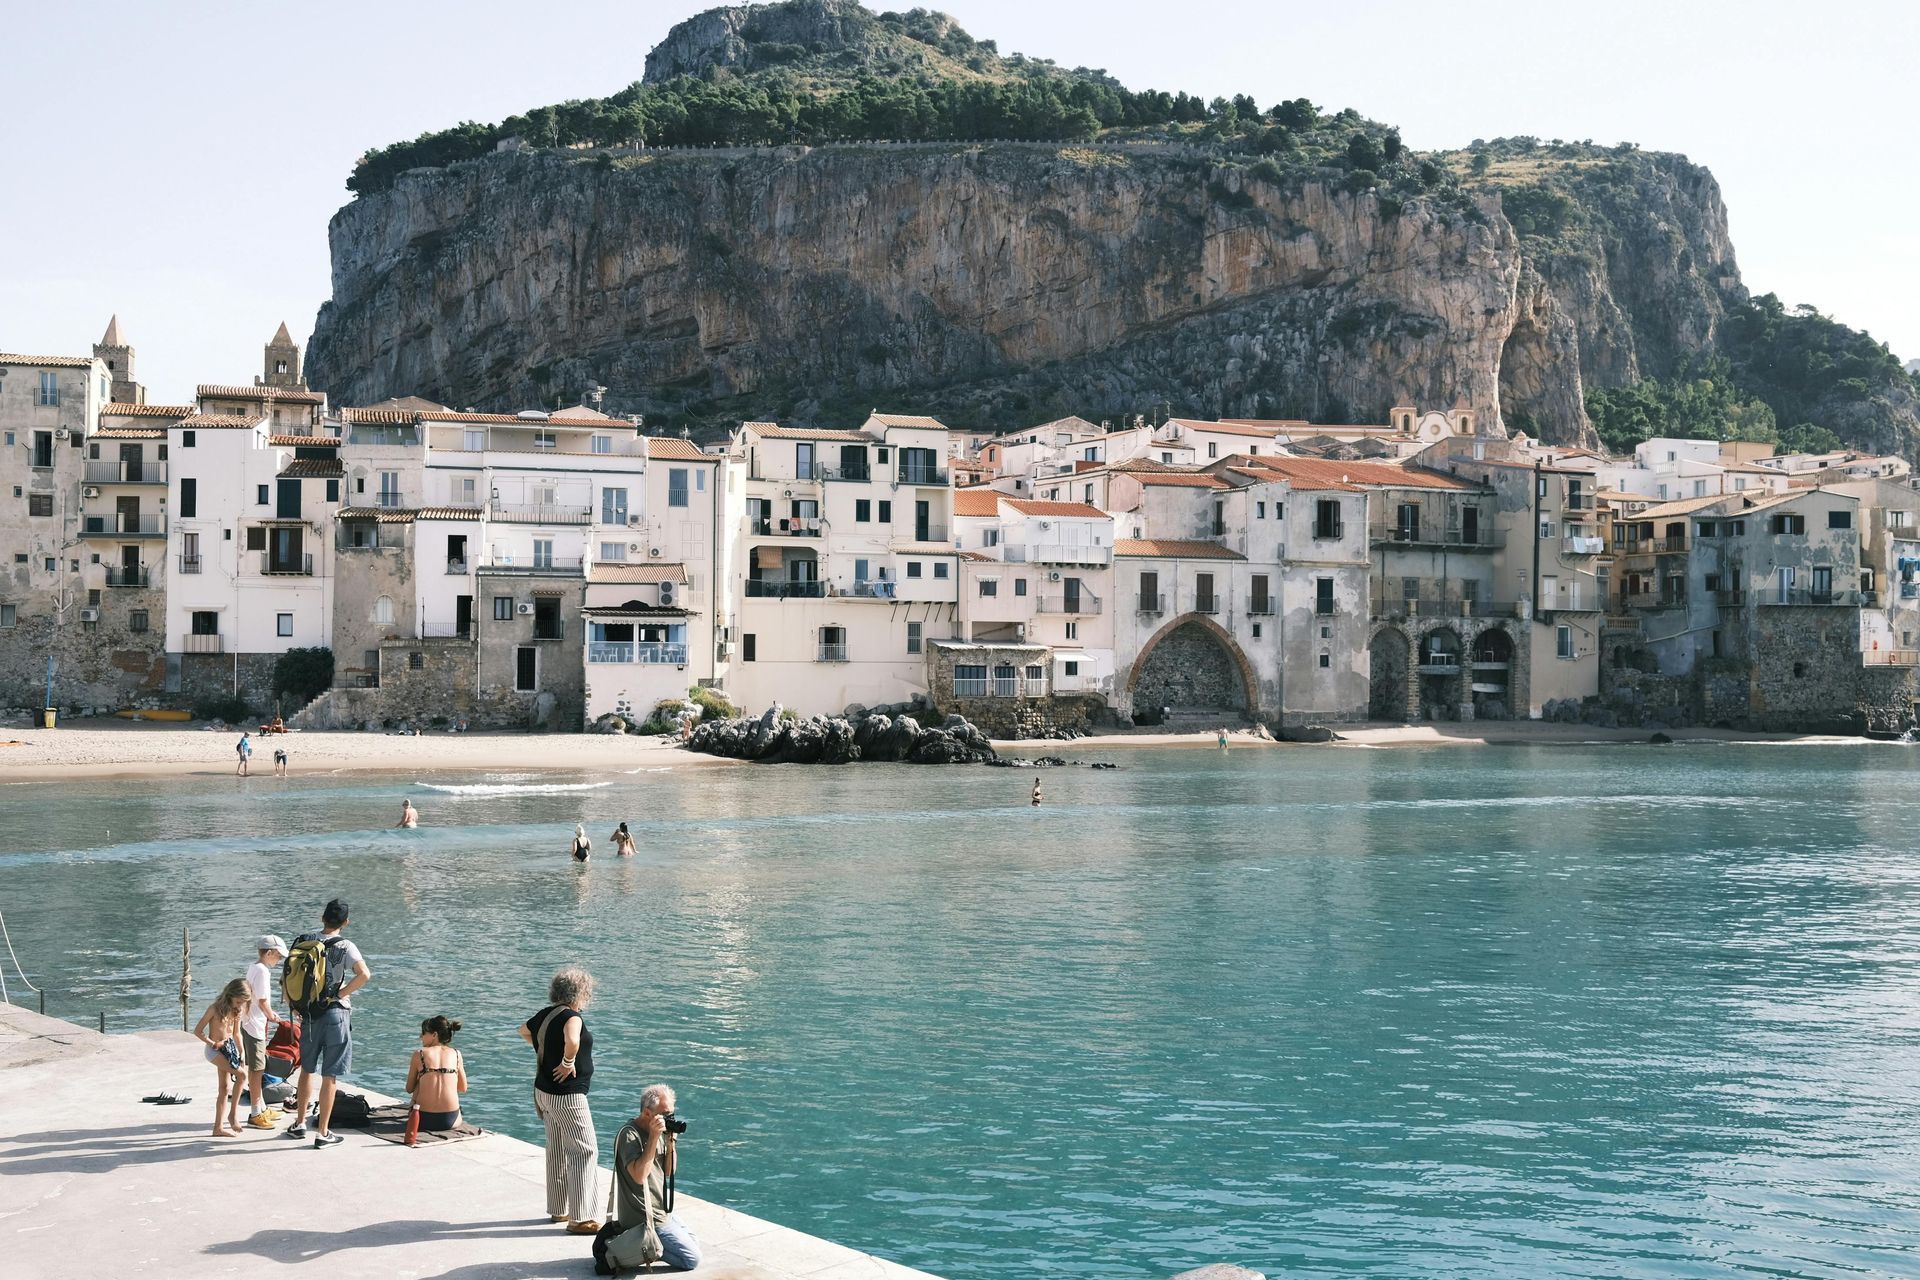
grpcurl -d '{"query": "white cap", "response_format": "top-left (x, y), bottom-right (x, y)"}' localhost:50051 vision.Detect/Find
top-left (256, 934), bottom-right (288, 955)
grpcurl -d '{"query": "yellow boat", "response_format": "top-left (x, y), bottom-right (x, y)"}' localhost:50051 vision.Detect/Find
top-left (113, 708), bottom-right (194, 722)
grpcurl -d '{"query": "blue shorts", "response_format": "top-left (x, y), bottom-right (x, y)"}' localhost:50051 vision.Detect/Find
top-left (299, 1006), bottom-right (352, 1078)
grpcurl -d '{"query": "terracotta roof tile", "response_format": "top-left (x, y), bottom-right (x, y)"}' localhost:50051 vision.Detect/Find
top-left (1231, 456), bottom-right (1479, 492)
top-left (269, 433), bottom-right (341, 447)
top-left (100, 403), bottom-right (194, 418)
top-left (92, 426), bottom-right (167, 439)
top-left (865, 413), bottom-right (948, 430)
top-left (581, 605), bottom-right (694, 619)
top-left (750, 424), bottom-right (878, 443)
top-left (1165, 418), bottom-right (1284, 439)
top-left (416, 506), bottom-right (484, 521)
top-left (418, 411), bottom-right (555, 425)
top-left (177, 415), bottom-right (264, 429)
top-left (952, 489), bottom-right (1004, 518)
top-left (1131, 472), bottom-right (1231, 489)
top-left (1002, 499), bottom-right (1109, 519)
top-left (889, 540), bottom-right (960, 555)
top-left (341, 408), bottom-right (420, 425)
top-left (1113, 538), bottom-right (1246, 560)
top-left (644, 437), bottom-right (707, 460)
top-left (336, 507), bottom-right (417, 523)
top-left (196, 383), bottom-right (326, 404)
top-left (278, 458), bottom-right (344, 479)
top-left (588, 562), bottom-right (688, 584)
top-left (0, 353), bottom-right (95, 368)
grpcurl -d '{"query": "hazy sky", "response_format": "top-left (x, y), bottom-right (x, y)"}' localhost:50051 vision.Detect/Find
top-left (2, 1), bottom-right (1913, 405)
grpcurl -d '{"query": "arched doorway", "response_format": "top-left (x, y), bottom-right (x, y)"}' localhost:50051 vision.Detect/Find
top-left (1369, 629), bottom-right (1410, 721)
top-left (1130, 616), bottom-right (1256, 723)
top-left (1469, 627), bottom-right (1515, 720)
top-left (1418, 627), bottom-right (1464, 720)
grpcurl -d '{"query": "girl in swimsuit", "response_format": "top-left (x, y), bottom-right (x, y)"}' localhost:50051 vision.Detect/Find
top-left (193, 977), bottom-right (251, 1137)
top-left (406, 1015), bottom-right (468, 1132)
top-left (611, 822), bottom-right (636, 857)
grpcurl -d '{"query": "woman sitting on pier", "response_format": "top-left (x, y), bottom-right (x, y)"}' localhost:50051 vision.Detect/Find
top-left (405, 1015), bottom-right (468, 1133)
top-left (192, 977), bottom-right (251, 1137)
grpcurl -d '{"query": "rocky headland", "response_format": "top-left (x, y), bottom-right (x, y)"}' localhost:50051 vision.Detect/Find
top-left (688, 702), bottom-right (997, 764)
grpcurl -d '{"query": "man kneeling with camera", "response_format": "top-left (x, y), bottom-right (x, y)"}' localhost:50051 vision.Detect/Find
top-left (596, 1083), bottom-right (701, 1274)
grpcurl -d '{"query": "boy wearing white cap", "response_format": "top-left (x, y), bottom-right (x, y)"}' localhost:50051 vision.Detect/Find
top-left (243, 935), bottom-right (288, 1130)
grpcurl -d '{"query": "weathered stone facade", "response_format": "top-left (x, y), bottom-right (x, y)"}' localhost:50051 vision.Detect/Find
top-left (1130, 619), bottom-right (1255, 717)
top-left (177, 651), bottom-right (278, 714)
top-left (291, 632), bottom-right (578, 730)
top-left (0, 588), bottom-right (168, 712)
top-left (1366, 616), bottom-right (1527, 721)
top-left (922, 640), bottom-right (1105, 738)
top-left (1749, 606), bottom-right (1920, 734)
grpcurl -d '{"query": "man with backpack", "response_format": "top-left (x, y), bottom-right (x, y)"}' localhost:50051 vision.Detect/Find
top-left (282, 898), bottom-right (370, 1149)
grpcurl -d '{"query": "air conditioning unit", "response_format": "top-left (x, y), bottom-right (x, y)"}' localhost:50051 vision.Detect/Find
top-left (79, 607), bottom-right (99, 622)
top-left (54, 427), bottom-right (71, 441)
top-left (516, 602), bottom-right (535, 616)
top-left (648, 547), bottom-right (662, 558)
top-left (1049, 571), bottom-right (1062, 581)
top-left (628, 542), bottom-right (641, 553)
top-left (628, 515), bottom-right (642, 527)
top-left (722, 625), bottom-right (736, 642)
top-left (1012, 623), bottom-right (1025, 639)
top-left (1038, 520), bottom-right (1052, 530)
top-left (717, 641), bottom-right (734, 659)
top-left (82, 486), bottom-right (99, 499)
top-left (658, 582), bottom-right (676, 606)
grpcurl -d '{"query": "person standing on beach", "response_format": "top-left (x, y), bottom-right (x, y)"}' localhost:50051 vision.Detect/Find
top-left (235, 731), bottom-right (252, 776)
top-left (193, 977), bottom-right (250, 1137)
top-left (520, 968), bottom-right (601, 1233)
top-left (285, 898), bottom-right (371, 1149)
top-left (241, 935), bottom-right (287, 1130)
top-left (398, 799), bottom-right (419, 828)
top-left (273, 747), bottom-right (288, 777)
top-left (1217, 728), bottom-right (1229, 750)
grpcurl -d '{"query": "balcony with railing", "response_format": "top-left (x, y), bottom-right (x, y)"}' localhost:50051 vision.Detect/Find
top-left (1037, 593), bottom-right (1103, 615)
top-left (1369, 521), bottom-right (1505, 550)
top-left (182, 633), bottom-right (223, 654)
top-left (1563, 492), bottom-right (1596, 511)
top-left (1137, 592), bottom-right (1166, 614)
top-left (1756, 588), bottom-right (1862, 607)
top-left (84, 460), bottom-right (166, 485)
top-left (375, 491), bottom-right (407, 509)
top-left (896, 524), bottom-right (950, 546)
top-left (588, 641), bottom-right (689, 665)
top-left (260, 553), bottom-right (314, 576)
top-left (744, 579), bottom-right (827, 599)
top-left (489, 500), bottom-right (592, 525)
top-left (898, 465), bottom-right (949, 486)
top-left (1194, 593), bottom-right (1221, 615)
top-left (82, 513), bottom-right (165, 537)
top-left (177, 554), bottom-right (202, 575)
top-left (1053, 671), bottom-right (1114, 695)
top-left (532, 619), bottom-right (566, 641)
top-left (817, 643), bottom-right (849, 662)
top-left (479, 556), bottom-right (584, 575)
top-left (1248, 597), bottom-right (1275, 616)
top-left (843, 579), bottom-right (899, 599)
top-left (1864, 649), bottom-right (1920, 667)
top-left (103, 565), bottom-right (151, 588)
top-left (1562, 534), bottom-right (1607, 556)
top-left (1008, 542), bottom-right (1113, 565)
top-left (750, 516), bottom-right (823, 537)
top-left (446, 560), bottom-right (469, 575)
top-left (1374, 594), bottom-right (1522, 619)
top-left (818, 464), bottom-right (871, 482)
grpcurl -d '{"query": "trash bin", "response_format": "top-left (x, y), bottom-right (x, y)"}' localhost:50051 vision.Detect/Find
top-left (42, 707), bottom-right (57, 729)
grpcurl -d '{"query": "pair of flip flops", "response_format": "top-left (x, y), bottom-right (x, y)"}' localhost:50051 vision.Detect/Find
top-left (141, 1092), bottom-right (193, 1105)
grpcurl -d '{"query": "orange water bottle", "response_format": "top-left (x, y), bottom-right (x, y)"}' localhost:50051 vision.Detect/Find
top-left (405, 1103), bottom-right (421, 1147)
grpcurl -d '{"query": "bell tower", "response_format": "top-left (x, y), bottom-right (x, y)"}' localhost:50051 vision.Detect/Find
top-left (262, 321), bottom-right (304, 389)
top-left (93, 314), bottom-right (144, 404)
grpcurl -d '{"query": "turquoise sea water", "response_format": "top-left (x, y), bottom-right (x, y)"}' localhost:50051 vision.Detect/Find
top-left (3, 744), bottom-right (1920, 1278)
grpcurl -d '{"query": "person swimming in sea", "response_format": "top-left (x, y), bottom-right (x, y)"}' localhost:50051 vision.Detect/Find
top-left (398, 799), bottom-right (419, 828)
top-left (570, 824), bottom-right (592, 862)
top-left (1031, 778), bottom-right (1043, 807)
top-left (611, 822), bottom-right (636, 857)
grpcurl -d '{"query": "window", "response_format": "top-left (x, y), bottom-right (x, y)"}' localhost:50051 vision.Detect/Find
top-left (907, 561), bottom-right (923, 579)
top-left (1556, 624), bottom-right (1574, 659)
top-left (1013, 578), bottom-right (1027, 596)
top-left (818, 626), bottom-right (847, 661)
top-left (1140, 571), bottom-right (1159, 610)
top-left (1064, 660), bottom-right (1080, 676)
top-left (878, 500), bottom-right (892, 523)
top-left (1891, 510), bottom-right (1913, 529)
top-left (257, 484), bottom-right (270, 505)
top-left (1693, 479), bottom-right (1708, 498)
top-left (277, 613), bottom-right (294, 637)
top-left (1828, 510), bottom-right (1852, 529)
top-left (933, 562), bottom-right (948, 579)
top-left (1256, 501), bottom-right (1266, 519)
top-left (326, 478), bottom-right (339, 503)
top-left (1026, 664), bottom-right (1045, 683)
top-left (1698, 521), bottom-right (1717, 538)
top-left (1207, 441), bottom-right (1218, 459)
top-left (1313, 499), bottom-right (1342, 539)
top-left (378, 471), bottom-right (400, 506)
top-left (592, 435), bottom-right (612, 454)
top-left (668, 469), bottom-right (689, 507)
top-left (907, 622), bottom-right (922, 654)
top-left (599, 542), bottom-right (625, 561)
top-left (464, 429), bottom-right (485, 451)
top-left (695, 470), bottom-right (706, 492)
top-left (532, 539), bottom-right (554, 569)
top-left (1538, 475), bottom-right (1549, 497)
top-left (1315, 578), bottom-right (1335, 616)
top-left (38, 371), bottom-right (59, 405)
top-left (1727, 519), bottom-right (1745, 536)
top-left (27, 493), bottom-right (51, 517)
top-left (182, 430), bottom-right (196, 448)
top-left (1319, 653), bottom-right (1331, 668)
top-left (795, 443), bottom-right (815, 479)
top-left (1769, 513), bottom-right (1806, 535)
top-left (601, 487), bottom-right (628, 525)
top-left (1704, 573), bottom-right (1722, 593)
top-left (1082, 484), bottom-right (1093, 504)
top-left (533, 431), bottom-right (556, 450)
top-left (493, 596), bottom-right (514, 621)
top-left (1065, 621), bottom-right (1078, 640)
top-left (1251, 623), bottom-right (1261, 639)
top-left (984, 528), bottom-right (1000, 547)
top-left (515, 646), bottom-right (537, 690)
top-left (0, 604), bottom-right (14, 628)
top-left (979, 578), bottom-right (999, 597)
top-left (43, 557), bottom-right (54, 572)
top-left (373, 596), bottom-right (395, 625)
top-left (1251, 573), bottom-right (1271, 613)
top-left (1195, 572), bottom-right (1217, 612)
top-left (128, 609), bottom-right (148, 633)
top-left (855, 499), bottom-right (871, 522)
top-left (1539, 519), bottom-right (1555, 540)
top-left (954, 664), bottom-right (987, 696)
top-left (190, 610), bottom-right (218, 636)
top-left (246, 527), bottom-right (266, 551)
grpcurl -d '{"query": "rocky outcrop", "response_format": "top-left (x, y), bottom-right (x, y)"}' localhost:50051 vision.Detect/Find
top-left (689, 702), bottom-right (996, 764)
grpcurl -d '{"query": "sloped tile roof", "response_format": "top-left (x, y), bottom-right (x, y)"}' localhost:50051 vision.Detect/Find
top-left (1233, 456), bottom-right (1480, 492)
top-left (889, 541), bottom-right (960, 555)
top-left (91, 426), bottom-right (167, 439)
top-left (1113, 538), bottom-right (1246, 559)
top-left (751, 424), bottom-right (878, 443)
top-left (2, 353), bottom-right (95, 367)
top-left (197, 383), bottom-right (326, 403)
top-left (1003, 499), bottom-right (1110, 519)
top-left (178, 415), bottom-right (264, 429)
top-left (588, 562), bottom-right (687, 584)
top-left (341, 408), bottom-right (421, 425)
top-left (952, 489), bottom-right (1004, 517)
top-left (269, 433), bottom-right (341, 447)
top-left (278, 458), bottom-right (344, 478)
top-left (1130, 472), bottom-right (1231, 489)
top-left (645, 436), bottom-right (707, 460)
top-left (336, 507), bottom-right (417, 523)
top-left (416, 506), bottom-right (484, 521)
top-left (865, 413), bottom-right (948, 430)
top-left (101, 403), bottom-right (194, 417)
top-left (1166, 417), bottom-right (1284, 438)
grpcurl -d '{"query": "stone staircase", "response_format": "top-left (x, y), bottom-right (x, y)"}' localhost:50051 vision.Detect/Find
top-left (1158, 706), bottom-right (1252, 732)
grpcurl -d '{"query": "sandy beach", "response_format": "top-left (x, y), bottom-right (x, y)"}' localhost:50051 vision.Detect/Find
top-left (0, 721), bottom-right (724, 782)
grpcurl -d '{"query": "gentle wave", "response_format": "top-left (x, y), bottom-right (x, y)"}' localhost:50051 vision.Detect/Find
top-left (414, 781), bottom-right (613, 796)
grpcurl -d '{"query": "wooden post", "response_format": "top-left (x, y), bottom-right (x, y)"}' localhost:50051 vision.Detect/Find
top-left (178, 927), bottom-right (191, 1032)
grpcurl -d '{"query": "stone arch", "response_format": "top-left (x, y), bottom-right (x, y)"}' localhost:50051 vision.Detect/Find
top-left (1128, 613), bottom-right (1260, 719)
top-left (1469, 625), bottom-right (1516, 720)
top-left (1417, 626), bottom-right (1466, 720)
top-left (1368, 626), bottom-right (1411, 721)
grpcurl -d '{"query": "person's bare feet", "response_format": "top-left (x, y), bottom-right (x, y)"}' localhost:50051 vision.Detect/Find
top-left (211, 1127), bottom-right (238, 1137)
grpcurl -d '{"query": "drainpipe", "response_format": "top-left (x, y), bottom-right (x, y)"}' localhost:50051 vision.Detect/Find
top-left (1532, 461), bottom-right (1543, 613)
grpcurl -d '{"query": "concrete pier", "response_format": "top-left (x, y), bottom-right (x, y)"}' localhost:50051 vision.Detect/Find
top-left (0, 1005), bottom-right (941, 1279)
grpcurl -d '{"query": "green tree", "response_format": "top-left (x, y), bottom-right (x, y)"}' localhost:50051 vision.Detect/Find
top-left (272, 647), bottom-right (334, 709)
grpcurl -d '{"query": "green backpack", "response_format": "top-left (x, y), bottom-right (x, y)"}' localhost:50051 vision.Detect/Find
top-left (282, 935), bottom-right (346, 1017)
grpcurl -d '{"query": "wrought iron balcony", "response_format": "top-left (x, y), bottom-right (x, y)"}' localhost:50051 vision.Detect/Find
top-left (588, 642), bottom-right (688, 665)
top-left (103, 565), bottom-right (151, 588)
top-left (84, 460), bottom-right (165, 485)
top-left (260, 553), bottom-right (314, 576)
top-left (1037, 594), bottom-right (1103, 615)
top-left (744, 579), bottom-right (827, 599)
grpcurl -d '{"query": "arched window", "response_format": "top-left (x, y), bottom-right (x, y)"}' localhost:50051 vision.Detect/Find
top-left (373, 595), bottom-right (394, 625)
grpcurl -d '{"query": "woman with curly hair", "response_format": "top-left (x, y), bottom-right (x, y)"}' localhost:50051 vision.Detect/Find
top-left (519, 967), bottom-right (600, 1232)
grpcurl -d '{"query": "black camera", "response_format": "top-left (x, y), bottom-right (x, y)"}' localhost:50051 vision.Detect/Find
top-left (664, 1112), bottom-right (688, 1136)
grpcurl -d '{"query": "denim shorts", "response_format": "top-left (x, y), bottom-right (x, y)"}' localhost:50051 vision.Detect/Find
top-left (298, 1006), bottom-right (352, 1077)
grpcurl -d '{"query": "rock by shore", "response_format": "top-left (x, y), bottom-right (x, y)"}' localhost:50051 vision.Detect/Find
top-left (687, 703), bottom-right (997, 765)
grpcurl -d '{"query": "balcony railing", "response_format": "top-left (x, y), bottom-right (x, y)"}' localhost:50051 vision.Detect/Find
top-left (589, 642), bottom-right (689, 665)
top-left (844, 579), bottom-right (899, 599)
top-left (479, 556), bottom-right (584, 575)
top-left (1037, 594), bottom-right (1103, 615)
top-left (1053, 672), bottom-right (1114, 695)
top-left (1009, 543), bottom-right (1113, 566)
top-left (750, 516), bottom-right (823, 537)
top-left (1563, 535), bottom-right (1607, 555)
top-left (177, 554), bottom-right (202, 575)
top-left (376, 492), bottom-right (407, 509)
top-left (489, 501), bottom-right (592, 524)
top-left (1756, 589), bottom-right (1861, 607)
top-left (1312, 522), bottom-right (1345, 541)
top-left (260, 553), bottom-right (314, 576)
top-left (1564, 492), bottom-right (1595, 511)
top-left (82, 513), bottom-right (165, 536)
top-left (1375, 595), bottom-right (1522, 619)
top-left (898, 466), bottom-right (948, 486)
top-left (1864, 649), bottom-right (1920, 667)
top-left (84, 460), bottom-right (166, 485)
top-left (533, 621), bottom-right (566, 641)
top-left (446, 561), bottom-right (469, 575)
top-left (103, 566), bottom-right (151, 588)
top-left (817, 644), bottom-right (849, 663)
top-left (745, 579), bottom-right (826, 599)
top-left (953, 675), bottom-right (988, 697)
top-left (182, 633), bottom-right (223, 654)
top-left (1370, 523), bottom-right (1505, 550)
top-left (900, 525), bottom-right (950, 545)
top-left (818, 465), bottom-right (871, 482)
top-left (1138, 593), bottom-right (1166, 614)
top-left (1194, 595), bottom-right (1220, 615)
top-left (1248, 598), bottom-right (1275, 616)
